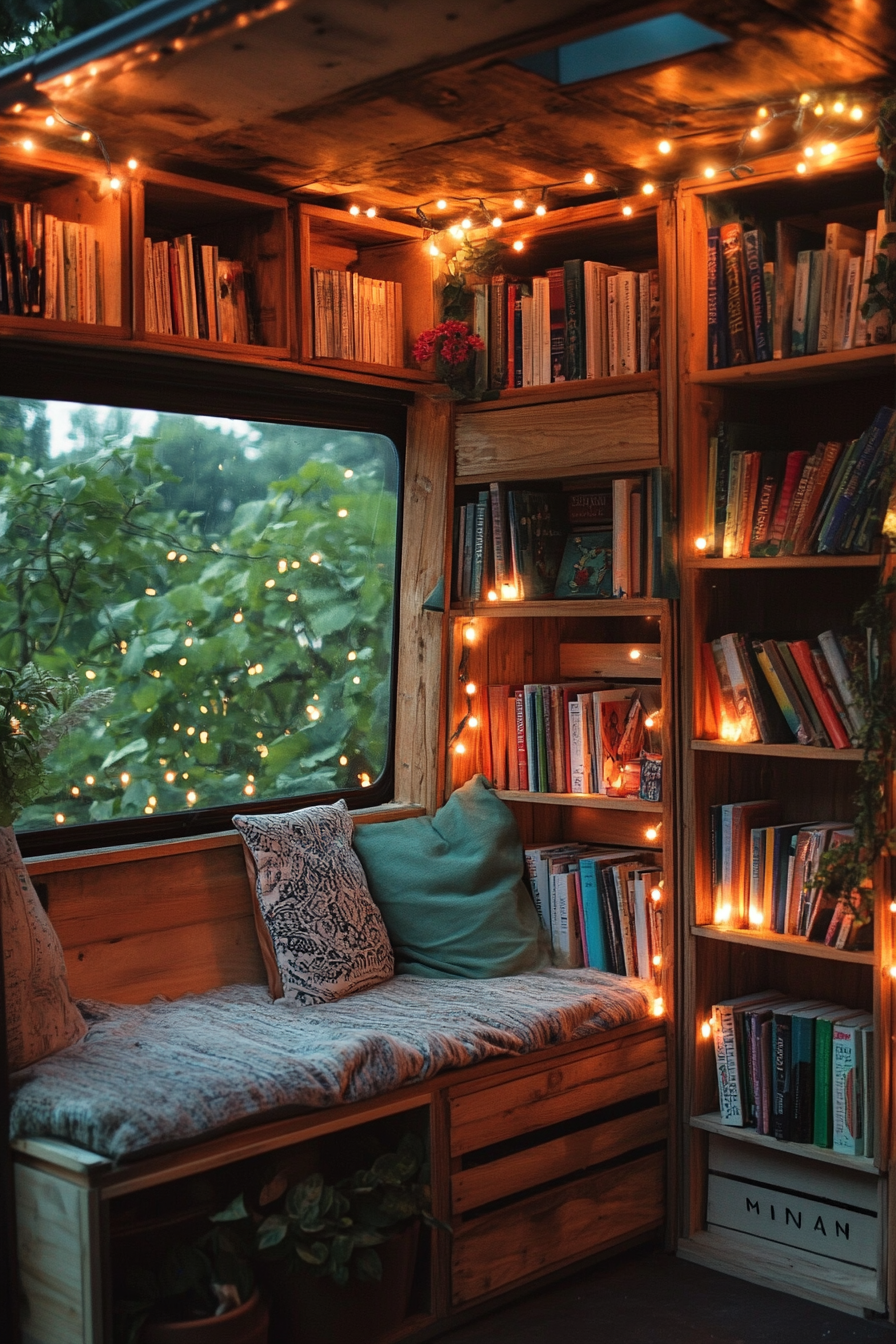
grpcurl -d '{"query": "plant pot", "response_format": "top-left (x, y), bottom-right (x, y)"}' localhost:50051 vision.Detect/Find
top-left (266, 1223), bottom-right (419, 1344)
top-left (140, 1290), bottom-right (269, 1344)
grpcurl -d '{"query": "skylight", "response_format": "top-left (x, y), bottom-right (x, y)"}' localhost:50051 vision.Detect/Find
top-left (514, 13), bottom-right (730, 86)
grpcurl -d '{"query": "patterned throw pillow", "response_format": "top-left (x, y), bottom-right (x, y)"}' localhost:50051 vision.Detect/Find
top-left (233, 801), bottom-right (394, 1005)
top-left (1, 825), bottom-right (86, 1071)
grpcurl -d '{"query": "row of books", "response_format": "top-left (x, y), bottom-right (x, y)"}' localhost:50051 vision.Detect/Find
top-left (1, 202), bottom-right (105, 322)
top-left (471, 263), bottom-right (660, 390)
top-left (455, 472), bottom-right (673, 603)
top-left (143, 235), bottom-right (255, 343)
top-left (312, 268), bottom-right (404, 365)
top-left (711, 991), bottom-right (873, 1157)
top-left (703, 628), bottom-right (864, 749)
top-left (707, 214), bottom-right (892, 369)
top-left (524, 842), bottom-right (663, 977)
top-left (486, 681), bottom-right (662, 800)
top-left (702, 409), bottom-right (896, 558)
top-left (710, 800), bottom-right (867, 947)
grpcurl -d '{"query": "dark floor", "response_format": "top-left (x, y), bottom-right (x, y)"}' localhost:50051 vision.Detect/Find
top-left (443, 1246), bottom-right (894, 1344)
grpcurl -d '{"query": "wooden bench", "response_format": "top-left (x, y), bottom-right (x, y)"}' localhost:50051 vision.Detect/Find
top-left (14, 810), bottom-right (669, 1343)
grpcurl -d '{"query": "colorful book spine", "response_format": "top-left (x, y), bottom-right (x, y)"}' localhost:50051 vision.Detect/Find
top-left (547, 267), bottom-right (566, 382)
top-left (743, 228), bottom-right (771, 361)
top-left (719, 223), bottom-right (753, 365)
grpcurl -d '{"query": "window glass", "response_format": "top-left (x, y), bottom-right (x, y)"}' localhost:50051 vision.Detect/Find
top-left (0, 398), bottom-right (399, 832)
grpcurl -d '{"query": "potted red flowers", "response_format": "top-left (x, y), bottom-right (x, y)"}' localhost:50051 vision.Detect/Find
top-left (412, 320), bottom-right (485, 399)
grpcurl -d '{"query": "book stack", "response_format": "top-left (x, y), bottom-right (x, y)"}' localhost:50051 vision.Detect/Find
top-left (1, 202), bottom-right (105, 322)
top-left (455, 471), bottom-right (674, 602)
top-left (472, 259), bottom-right (660, 391)
top-left (524, 842), bottom-right (663, 976)
top-left (487, 681), bottom-right (662, 800)
top-left (702, 409), bottom-right (896, 558)
top-left (144, 235), bottom-right (254, 343)
top-left (702, 628), bottom-right (865, 748)
top-left (707, 213), bottom-right (892, 369)
top-left (711, 991), bottom-right (874, 1156)
top-left (709, 801), bottom-right (865, 945)
top-left (311, 269), bottom-right (403, 365)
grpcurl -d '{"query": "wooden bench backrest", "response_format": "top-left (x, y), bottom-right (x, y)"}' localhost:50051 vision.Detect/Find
top-left (25, 807), bottom-right (423, 1004)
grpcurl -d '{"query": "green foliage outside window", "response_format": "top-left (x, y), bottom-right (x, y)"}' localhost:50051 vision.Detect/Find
top-left (0, 399), bottom-right (398, 832)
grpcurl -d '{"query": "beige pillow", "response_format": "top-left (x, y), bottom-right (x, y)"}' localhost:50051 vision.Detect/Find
top-left (1, 826), bottom-right (86, 1071)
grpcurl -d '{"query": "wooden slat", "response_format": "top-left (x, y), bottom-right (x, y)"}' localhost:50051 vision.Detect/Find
top-left (495, 790), bottom-right (663, 813)
top-left (452, 1102), bottom-right (668, 1213)
top-left (450, 1151), bottom-right (664, 1305)
top-left (692, 739), bottom-right (864, 762)
top-left (450, 1035), bottom-right (666, 1156)
top-left (63, 914), bottom-right (265, 1003)
top-left (394, 394), bottom-right (453, 814)
top-left (14, 1166), bottom-right (102, 1344)
top-left (455, 371), bottom-right (659, 412)
top-left (691, 924), bottom-right (876, 966)
top-left (688, 342), bottom-right (896, 387)
top-left (453, 392), bottom-right (659, 482)
top-left (559, 641), bottom-right (663, 680)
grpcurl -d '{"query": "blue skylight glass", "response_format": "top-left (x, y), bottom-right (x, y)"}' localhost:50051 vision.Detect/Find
top-left (514, 13), bottom-right (729, 86)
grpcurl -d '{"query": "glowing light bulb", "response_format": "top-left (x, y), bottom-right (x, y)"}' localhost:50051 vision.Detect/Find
top-left (461, 217), bottom-right (472, 229)
top-left (85, 775), bottom-right (95, 785)
top-left (186, 790), bottom-right (197, 804)
top-left (464, 624), bottom-right (476, 643)
top-left (701, 1020), bottom-right (712, 1040)
top-left (85, 669), bottom-right (97, 680)
top-left (642, 182), bottom-right (655, 195)
top-left (658, 140), bottom-right (671, 155)
top-left (145, 587), bottom-right (157, 596)
top-left (749, 908), bottom-right (765, 926)
top-left (352, 675), bottom-right (360, 684)
top-left (164, 770), bottom-right (176, 782)
top-left (349, 205), bottom-right (360, 216)
top-left (796, 161), bottom-right (807, 174)
top-left (291, 560), bottom-right (300, 569)
top-left (491, 216), bottom-right (502, 228)
top-left (629, 649), bottom-right (642, 661)
top-left (622, 205), bottom-right (633, 217)
top-left (703, 167), bottom-right (716, 179)
top-left (178, 657), bottom-right (187, 666)
top-left (127, 158), bottom-right (138, 170)
top-left (339, 755), bottom-right (348, 765)
top-left (465, 682), bottom-right (477, 695)
top-left (889, 965), bottom-right (896, 979)
top-left (287, 593), bottom-right (297, 602)
top-left (803, 145), bottom-right (814, 157)
top-left (365, 207), bottom-right (376, 218)
top-left (22, 139), bottom-right (34, 152)
top-left (850, 106), bottom-right (863, 121)
top-left (715, 902), bottom-right (732, 924)
top-left (344, 469), bottom-right (353, 478)
top-left (110, 177), bottom-right (121, 190)
top-left (487, 589), bottom-right (498, 601)
top-left (512, 239), bottom-right (525, 252)
top-left (535, 204), bottom-right (547, 216)
top-left (889, 901), bottom-right (896, 914)
top-left (309, 552), bottom-right (322, 564)
top-left (45, 115), bottom-right (55, 127)
top-left (348, 651), bottom-right (357, 661)
top-left (54, 813), bottom-right (65, 824)
top-left (428, 242), bottom-right (441, 256)
top-left (120, 772), bottom-right (130, 786)
top-left (71, 786), bottom-right (80, 797)
top-left (749, 127), bottom-right (761, 141)
top-left (584, 170), bottom-right (596, 182)
top-left (233, 612), bottom-right (243, 623)
top-left (650, 887), bottom-right (662, 903)
top-left (652, 997), bottom-right (664, 1017)
top-left (814, 103), bottom-right (824, 116)
top-left (178, 553), bottom-right (187, 562)
top-left (265, 578), bottom-right (276, 588)
top-left (148, 796), bottom-right (157, 807)
top-left (359, 773), bottom-right (371, 788)
top-left (799, 92), bottom-right (812, 105)
top-left (513, 197), bottom-right (524, 210)
top-left (694, 536), bottom-right (708, 551)
top-left (468, 715), bottom-right (479, 728)
top-left (436, 199), bottom-right (447, 210)
top-left (454, 742), bottom-right (466, 755)
top-left (758, 106), bottom-right (768, 119)
top-left (243, 783), bottom-right (255, 795)
top-left (645, 826), bottom-right (659, 842)
top-left (652, 953), bottom-right (662, 968)
top-left (81, 131), bottom-right (91, 142)
top-left (11, 103), bottom-right (24, 113)
top-left (820, 142), bottom-right (836, 157)
top-left (644, 715), bottom-right (656, 729)
top-left (833, 100), bottom-right (845, 114)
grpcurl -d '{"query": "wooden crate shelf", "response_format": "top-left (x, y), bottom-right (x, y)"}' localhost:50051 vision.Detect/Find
top-left (691, 923), bottom-right (876, 965)
top-left (690, 1112), bottom-right (880, 1174)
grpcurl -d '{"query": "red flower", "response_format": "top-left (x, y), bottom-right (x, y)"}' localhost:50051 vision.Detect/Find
top-left (412, 320), bottom-right (485, 368)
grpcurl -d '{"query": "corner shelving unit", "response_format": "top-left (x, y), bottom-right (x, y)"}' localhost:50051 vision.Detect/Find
top-left (675, 137), bottom-right (895, 1320)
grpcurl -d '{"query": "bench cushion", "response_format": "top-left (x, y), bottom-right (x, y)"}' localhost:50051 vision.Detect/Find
top-left (8, 970), bottom-right (656, 1162)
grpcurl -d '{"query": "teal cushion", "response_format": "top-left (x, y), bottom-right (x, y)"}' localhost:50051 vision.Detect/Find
top-left (352, 775), bottom-right (550, 978)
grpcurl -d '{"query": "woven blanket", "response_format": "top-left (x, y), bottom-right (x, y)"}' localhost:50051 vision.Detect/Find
top-left (8, 969), bottom-right (656, 1162)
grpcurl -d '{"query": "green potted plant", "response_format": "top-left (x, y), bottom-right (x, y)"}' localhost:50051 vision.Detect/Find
top-left (212, 1132), bottom-right (445, 1344)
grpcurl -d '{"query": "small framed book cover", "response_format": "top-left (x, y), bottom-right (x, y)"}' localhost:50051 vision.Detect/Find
top-left (554, 529), bottom-right (613, 598)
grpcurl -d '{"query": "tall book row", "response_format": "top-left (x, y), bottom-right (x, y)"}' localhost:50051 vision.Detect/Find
top-left (524, 841), bottom-right (663, 977)
top-left (143, 235), bottom-right (255, 343)
top-left (471, 260), bottom-right (660, 391)
top-left (1, 202), bottom-right (105, 322)
top-left (711, 991), bottom-right (873, 1157)
top-left (707, 215), bottom-right (893, 369)
top-left (455, 472), bottom-right (673, 603)
top-left (702, 409), bottom-right (896, 557)
top-left (486, 681), bottom-right (662, 801)
top-left (702, 627), bottom-right (865, 749)
top-left (710, 801), bottom-right (866, 948)
top-left (311, 268), bottom-right (404, 365)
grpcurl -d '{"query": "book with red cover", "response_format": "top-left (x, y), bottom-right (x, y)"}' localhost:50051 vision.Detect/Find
top-left (764, 450), bottom-right (809, 555)
top-left (506, 696), bottom-right (519, 790)
top-left (787, 642), bottom-right (851, 748)
top-left (792, 440), bottom-right (844, 554)
top-left (749, 452), bottom-right (787, 555)
top-left (514, 688), bottom-right (528, 790)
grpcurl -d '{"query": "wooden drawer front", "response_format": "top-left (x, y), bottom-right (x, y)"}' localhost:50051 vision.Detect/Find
top-left (449, 1032), bottom-right (666, 1157)
top-left (451, 1150), bottom-right (664, 1306)
top-left (453, 391), bottom-right (659, 482)
top-left (452, 1102), bottom-right (667, 1215)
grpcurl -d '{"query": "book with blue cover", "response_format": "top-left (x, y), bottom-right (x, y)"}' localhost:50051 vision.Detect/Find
top-left (554, 528), bottom-right (613, 598)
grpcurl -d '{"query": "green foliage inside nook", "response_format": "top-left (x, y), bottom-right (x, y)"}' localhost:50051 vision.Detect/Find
top-left (0, 398), bottom-right (399, 831)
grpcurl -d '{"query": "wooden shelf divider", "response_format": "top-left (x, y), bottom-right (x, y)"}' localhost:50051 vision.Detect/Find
top-left (691, 739), bottom-right (864, 762)
top-left (691, 923), bottom-right (876, 965)
top-left (690, 1112), bottom-right (881, 1174)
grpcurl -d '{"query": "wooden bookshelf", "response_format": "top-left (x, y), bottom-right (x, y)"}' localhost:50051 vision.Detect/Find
top-left (450, 598), bottom-right (666, 618)
top-left (131, 168), bottom-right (291, 358)
top-left (676, 139), bottom-right (895, 1314)
top-left (0, 145), bottom-right (129, 340)
top-left (296, 203), bottom-right (437, 375)
top-left (496, 790), bottom-right (663, 813)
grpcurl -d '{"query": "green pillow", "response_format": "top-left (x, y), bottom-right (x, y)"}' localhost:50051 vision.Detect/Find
top-left (352, 775), bottom-right (549, 978)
